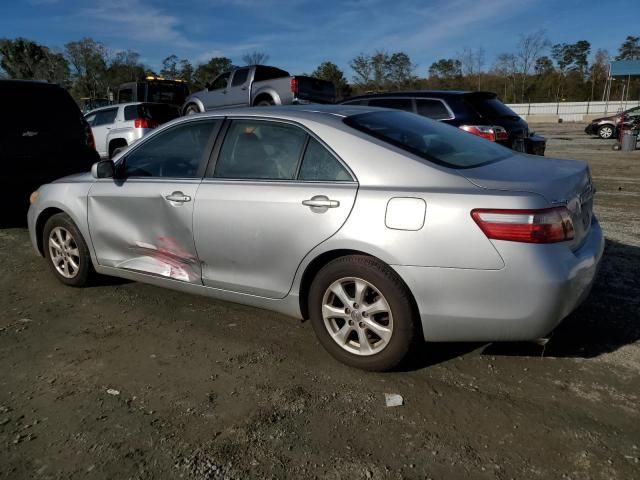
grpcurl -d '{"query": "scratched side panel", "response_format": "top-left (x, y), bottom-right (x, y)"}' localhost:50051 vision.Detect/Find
top-left (88, 179), bottom-right (202, 283)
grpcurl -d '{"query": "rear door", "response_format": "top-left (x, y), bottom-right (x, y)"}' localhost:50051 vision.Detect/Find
top-left (193, 118), bottom-right (358, 298)
top-left (91, 108), bottom-right (118, 158)
top-left (88, 118), bottom-right (221, 283)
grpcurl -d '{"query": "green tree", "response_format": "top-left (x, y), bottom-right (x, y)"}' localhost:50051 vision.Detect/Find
top-left (193, 57), bottom-right (234, 90)
top-left (349, 50), bottom-right (416, 92)
top-left (428, 58), bottom-right (462, 79)
top-left (241, 50), bottom-right (269, 65)
top-left (0, 37), bottom-right (69, 84)
top-left (616, 35), bottom-right (640, 60)
top-left (65, 38), bottom-right (108, 99)
top-left (311, 61), bottom-right (351, 100)
top-left (160, 54), bottom-right (179, 79)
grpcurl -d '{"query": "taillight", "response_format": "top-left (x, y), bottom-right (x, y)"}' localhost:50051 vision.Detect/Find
top-left (134, 118), bottom-right (158, 129)
top-left (459, 125), bottom-right (508, 142)
top-left (471, 207), bottom-right (575, 243)
top-left (290, 78), bottom-right (298, 95)
top-left (83, 120), bottom-right (96, 150)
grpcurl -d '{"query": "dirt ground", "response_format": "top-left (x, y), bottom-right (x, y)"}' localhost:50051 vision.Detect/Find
top-left (1, 123), bottom-right (639, 480)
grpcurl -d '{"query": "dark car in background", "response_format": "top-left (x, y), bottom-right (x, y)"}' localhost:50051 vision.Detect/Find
top-left (0, 80), bottom-right (98, 221)
top-left (584, 105), bottom-right (640, 139)
top-left (341, 91), bottom-right (546, 156)
top-left (117, 76), bottom-right (189, 108)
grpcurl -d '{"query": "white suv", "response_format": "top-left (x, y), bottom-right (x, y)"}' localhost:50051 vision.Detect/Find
top-left (85, 102), bottom-right (179, 159)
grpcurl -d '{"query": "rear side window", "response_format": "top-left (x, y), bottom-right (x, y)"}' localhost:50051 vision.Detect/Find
top-left (123, 105), bottom-right (138, 121)
top-left (344, 110), bottom-right (510, 169)
top-left (232, 68), bottom-right (250, 86)
top-left (464, 94), bottom-right (518, 120)
top-left (298, 138), bottom-right (352, 182)
top-left (93, 108), bottom-right (118, 126)
top-left (416, 99), bottom-right (452, 120)
top-left (123, 120), bottom-right (219, 178)
top-left (214, 120), bottom-right (306, 180)
top-left (368, 98), bottom-right (413, 112)
top-left (253, 66), bottom-right (290, 82)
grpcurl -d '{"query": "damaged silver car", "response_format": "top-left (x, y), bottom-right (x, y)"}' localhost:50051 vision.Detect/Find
top-left (27, 106), bottom-right (604, 371)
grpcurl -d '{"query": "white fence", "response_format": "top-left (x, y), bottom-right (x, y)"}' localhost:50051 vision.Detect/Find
top-left (506, 100), bottom-right (640, 122)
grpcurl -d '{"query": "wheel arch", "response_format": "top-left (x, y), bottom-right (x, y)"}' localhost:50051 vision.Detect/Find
top-left (182, 97), bottom-right (205, 115)
top-left (252, 89), bottom-right (280, 106)
top-left (35, 207), bottom-right (65, 257)
top-left (297, 249), bottom-right (420, 324)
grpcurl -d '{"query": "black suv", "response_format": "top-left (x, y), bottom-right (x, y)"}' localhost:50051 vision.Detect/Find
top-left (0, 80), bottom-right (98, 222)
top-left (341, 91), bottom-right (546, 156)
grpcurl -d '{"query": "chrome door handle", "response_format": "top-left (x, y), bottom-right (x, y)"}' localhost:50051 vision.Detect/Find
top-left (302, 196), bottom-right (340, 208)
top-left (165, 192), bottom-right (191, 203)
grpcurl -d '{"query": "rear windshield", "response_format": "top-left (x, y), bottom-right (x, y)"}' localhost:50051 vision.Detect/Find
top-left (146, 82), bottom-right (189, 106)
top-left (124, 103), bottom-right (180, 123)
top-left (0, 83), bottom-right (82, 134)
top-left (344, 110), bottom-right (510, 169)
top-left (464, 94), bottom-right (518, 119)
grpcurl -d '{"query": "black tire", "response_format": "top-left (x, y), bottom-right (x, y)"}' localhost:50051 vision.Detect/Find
top-left (43, 213), bottom-right (93, 287)
top-left (308, 255), bottom-right (418, 371)
top-left (184, 103), bottom-right (201, 115)
top-left (256, 98), bottom-right (275, 106)
top-left (598, 124), bottom-right (615, 139)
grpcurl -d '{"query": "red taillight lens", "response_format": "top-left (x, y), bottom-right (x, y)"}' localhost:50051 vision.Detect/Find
top-left (290, 77), bottom-right (298, 95)
top-left (459, 125), bottom-right (509, 142)
top-left (134, 118), bottom-right (158, 129)
top-left (471, 207), bottom-right (575, 243)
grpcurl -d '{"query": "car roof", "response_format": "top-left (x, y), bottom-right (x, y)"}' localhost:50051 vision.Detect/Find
top-left (342, 90), bottom-right (498, 102)
top-left (85, 102), bottom-right (146, 115)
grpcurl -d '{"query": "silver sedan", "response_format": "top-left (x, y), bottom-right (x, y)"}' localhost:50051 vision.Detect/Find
top-left (27, 106), bottom-right (604, 371)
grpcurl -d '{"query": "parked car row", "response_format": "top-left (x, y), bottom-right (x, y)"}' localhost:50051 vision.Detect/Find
top-left (584, 105), bottom-right (640, 139)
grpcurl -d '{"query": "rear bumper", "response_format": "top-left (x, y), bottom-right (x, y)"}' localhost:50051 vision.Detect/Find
top-left (393, 218), bottom-right (604, 342)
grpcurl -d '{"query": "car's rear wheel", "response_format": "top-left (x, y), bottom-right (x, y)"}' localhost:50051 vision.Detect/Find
top-left (309, 255), bottom-right (418, 371)
top-left (598, 124), bottom-right (615, 139)
top-left (184, 104), bottom-right (200, 115)
top-left (256, 98), bottom-right (275, 106)
top-left (43, 213), bottom-right (93, 287)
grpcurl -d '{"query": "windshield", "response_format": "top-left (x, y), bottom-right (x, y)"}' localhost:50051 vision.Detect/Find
top-left (147, 82), bottom-right (189, 106)
top-left (344, 110), bottom-right (511, 169)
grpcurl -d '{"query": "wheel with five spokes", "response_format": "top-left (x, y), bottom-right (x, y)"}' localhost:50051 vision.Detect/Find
top-left (309, 255), bottom-right (418, 371)
top-left (43, 213), bottom-right (93, 286)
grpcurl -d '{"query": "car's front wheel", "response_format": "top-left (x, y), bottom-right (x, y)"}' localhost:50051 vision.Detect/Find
top-left (309, 255), bottom-right (418, 371)
top-left (43, 213), bottom-right (93, 287)
top-left (598, 124), bottom-right (615, 139)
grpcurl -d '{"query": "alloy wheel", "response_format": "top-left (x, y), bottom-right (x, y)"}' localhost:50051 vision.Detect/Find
top-left (48, 226), bottom-right (80, 279)
top-left (321, 277), bottom-right (393, 356)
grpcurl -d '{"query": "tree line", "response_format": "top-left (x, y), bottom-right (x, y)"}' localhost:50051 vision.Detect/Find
top-left (1, 33), bottom-right (639, 104)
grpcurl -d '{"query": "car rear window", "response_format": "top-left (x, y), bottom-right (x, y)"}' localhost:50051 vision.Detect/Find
top-left (344, 110), bottom-right (510, 169)
top-left (464, 94), bottom-right (519, 120)
top-left (124, 104), bottom-right (179, 123)
top-left (1, 83), bottom-right (82, 134)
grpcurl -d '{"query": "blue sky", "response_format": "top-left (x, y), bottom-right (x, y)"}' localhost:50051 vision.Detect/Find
top-left (1, 0), bottom-right (637, 77)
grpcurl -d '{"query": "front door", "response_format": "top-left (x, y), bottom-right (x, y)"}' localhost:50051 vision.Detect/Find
top-left (88, 118), bottom-right (221, 283)
top-left (224, 68), bottom-right (251, 108)
top-left (203, 72), bottom-right (231, 111)
top-left (193, 118), bottom-right (358, 298)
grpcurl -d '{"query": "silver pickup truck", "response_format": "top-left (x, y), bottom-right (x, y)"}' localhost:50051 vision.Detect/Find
top-left (182, 65), bottom-right (336, 114)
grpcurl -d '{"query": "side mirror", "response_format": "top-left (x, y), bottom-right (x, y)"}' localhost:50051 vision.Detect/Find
top-left (91, 160), bottom-right (115, 179)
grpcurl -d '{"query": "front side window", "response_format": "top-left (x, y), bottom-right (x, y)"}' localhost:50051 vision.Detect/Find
top-left (214, 120), bottom-right (306, 180)
top-left (210, 73), bottom-right (230, 90)
top-left (122, 120), bottom-right (219, 178)
top-left (298, 138), bottom-right (352, 182)
top-left (368, 98), bottom-right (413, 112)
top-left (344, 110), bottom-right (510, 169)
top-left (94, 108), bottom-right (118, 126)
top-left (231, 68), bottom-right (250, 86)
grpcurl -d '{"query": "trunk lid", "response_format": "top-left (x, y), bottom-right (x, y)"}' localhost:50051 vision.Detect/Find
top-left (461, 154), bottom-right (595, 249)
